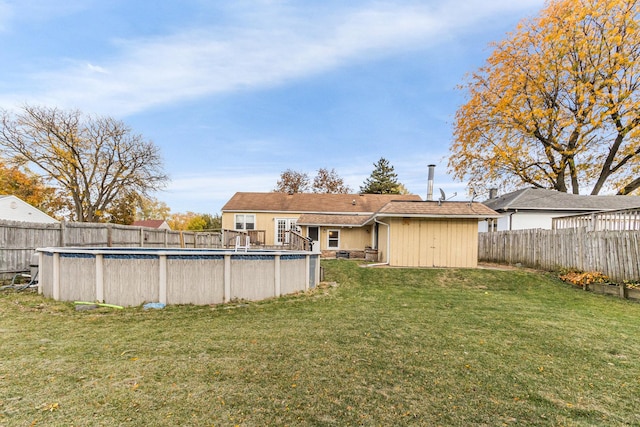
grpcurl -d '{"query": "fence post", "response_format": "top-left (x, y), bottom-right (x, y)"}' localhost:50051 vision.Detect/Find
top-left (60, 221), bottom-right (66, 247)
top-left (224, 254), bottom-right (231, 303)
top-left (52, 252), bottom-right (60, 300)
top-left (274, 254), bottom-right (281, 296)
top-left (96, 254), bottom-right (104, 302)
top-left (620, 282), bottom-right (628, 299)
top-left (159, 254), bottom-right (167, 304)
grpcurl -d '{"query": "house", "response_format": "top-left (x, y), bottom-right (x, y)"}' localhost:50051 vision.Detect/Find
top-left (221, 192), bottom-right (498, 268)
top-left (480, 188), bottom-right (640, 232)
top-left (132, 219), bottom-right (171, 230)
top-left (0, 195), bottom-right (58, 223)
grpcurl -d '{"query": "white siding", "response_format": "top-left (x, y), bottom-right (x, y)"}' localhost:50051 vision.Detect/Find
top-left (0, 196), bottom-right (58, 224)
top-left (480, 211), bottom-right (596, 231)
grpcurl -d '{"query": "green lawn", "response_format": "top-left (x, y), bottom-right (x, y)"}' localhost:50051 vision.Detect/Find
top-left (1, 260), bottom-right (640, 426)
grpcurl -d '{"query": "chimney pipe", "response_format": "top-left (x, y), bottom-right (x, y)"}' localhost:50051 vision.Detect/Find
top-left (489, 188), bottom-right (498, 199)
top-left (427, 164), bottom-right (435, 201)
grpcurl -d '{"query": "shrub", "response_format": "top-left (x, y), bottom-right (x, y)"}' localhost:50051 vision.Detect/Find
top-left (559, 270), bottom-right (609, 288)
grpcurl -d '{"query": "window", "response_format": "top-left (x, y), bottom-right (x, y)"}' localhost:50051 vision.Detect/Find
top-left (328, 230), bottom-right (340, 248)
top-left (235, 214), bottom-right (255, 230)
top-left (487, 218), bottom-right (498, 232)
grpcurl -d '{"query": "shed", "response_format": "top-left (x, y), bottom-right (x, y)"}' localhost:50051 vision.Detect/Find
top-left (367, 200), bottom-right (498, 268)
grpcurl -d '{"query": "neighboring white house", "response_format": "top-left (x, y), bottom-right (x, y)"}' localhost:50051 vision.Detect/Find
top-left (0, 195), bottom-right (58, 223)
top-left (480, 188), bottom-right (640, 232)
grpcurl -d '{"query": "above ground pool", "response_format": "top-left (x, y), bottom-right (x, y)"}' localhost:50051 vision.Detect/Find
top-left (37, 247), bottom-right (320, 307)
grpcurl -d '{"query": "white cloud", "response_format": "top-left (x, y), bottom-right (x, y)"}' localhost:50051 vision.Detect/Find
top-left (3, 0), bottom-right (545, 115)
top-left (86, 63), bottom-right (108, 74)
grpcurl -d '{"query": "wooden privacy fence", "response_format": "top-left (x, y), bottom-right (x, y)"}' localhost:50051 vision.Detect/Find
top-left (479, 228), bottom-right (640, 282)
top-left (0, 219), bottom-right (221, 278)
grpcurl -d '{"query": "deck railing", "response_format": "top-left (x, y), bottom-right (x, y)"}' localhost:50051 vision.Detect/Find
top-left (553, 208), bottom-right (640, 231)
top-left (222, 229), bottom-right (311, 251)
top-left (222, 229), bottom-right (266, 248)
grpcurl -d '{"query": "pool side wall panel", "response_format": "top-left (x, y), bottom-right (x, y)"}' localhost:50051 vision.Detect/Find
top-left (280, 256), bottom-right (307, 295)
top-left (103, 256), bottom-right (160, 307)
top-left (39, 253), bottom-right (53, 297)
top-left (59, 255), bottom-right (96, 302)
top-left (167, 256), bottom-right (225, 305)
top-left (230, 257), bottom-right (275, 301)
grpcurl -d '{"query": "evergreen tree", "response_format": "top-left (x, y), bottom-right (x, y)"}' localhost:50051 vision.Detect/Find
top-left (360, 158), bottom-right (401, 194)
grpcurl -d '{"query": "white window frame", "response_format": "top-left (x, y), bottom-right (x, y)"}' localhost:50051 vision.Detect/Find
top-left (275, 218), bottom-right (298, 245)
top-left (327, 229), bottom-right (340, 249)
top-left (234, 214), bottom-right (255, 231)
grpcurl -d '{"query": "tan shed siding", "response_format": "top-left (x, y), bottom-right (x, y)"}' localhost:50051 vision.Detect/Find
top-left (388, 218), bottom-right (478, 268)
top-left (377, 222), bottom-right (389, 263)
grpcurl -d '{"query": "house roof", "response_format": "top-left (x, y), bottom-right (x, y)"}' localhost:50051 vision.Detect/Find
top-left (373, 200), bottom-right (499, 219)
top-left (484, 188), bottom-right (640, 212)
top-left (221, 192), bottom-right (422, 214)
top-left (132, 219), bottom-right (169, 229)
top-left (296, 201), bottom-right (498, 226)
top-left (296, 214), bottom-right (372, 227)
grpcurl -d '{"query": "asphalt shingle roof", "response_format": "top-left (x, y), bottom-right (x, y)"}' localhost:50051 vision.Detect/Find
top-left (296, 214), bottom-right (372, 226)
top-left (483, 188), bottom-right (640, 212)
top-left (221, 192), bottom-right (422, 214)
top-left (376, 200), bottom-right (499, 218)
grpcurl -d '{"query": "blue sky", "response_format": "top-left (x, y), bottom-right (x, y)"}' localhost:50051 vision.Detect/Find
top-left (0, 0), bottom-right (546, 214)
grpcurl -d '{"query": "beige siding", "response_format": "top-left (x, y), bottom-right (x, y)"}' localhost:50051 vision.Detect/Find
top-left (377, 222), bottom-right (389, 262)
top-left (388, 218), bottom-right (478, 268)
top-left (317, 226), bottom-right (371, 251)
top-left (222, 212), bottom-right (299, 246)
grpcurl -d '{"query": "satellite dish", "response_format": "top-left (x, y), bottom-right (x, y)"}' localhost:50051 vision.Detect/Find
top-left (439, 188), bottom-right (446, 201)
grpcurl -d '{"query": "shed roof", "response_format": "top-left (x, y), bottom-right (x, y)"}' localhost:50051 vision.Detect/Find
top-left (221, 192), bottom-right (422, 214)
top-left (484, 188), bottom-right (640, 212)
top-left (374, 200), bottom-right (498, 219)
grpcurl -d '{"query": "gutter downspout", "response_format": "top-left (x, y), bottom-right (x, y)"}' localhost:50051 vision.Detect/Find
top-left (508, 210), bottom-right (516, 230)
top-left (367, 218), bottom-right (390, 267)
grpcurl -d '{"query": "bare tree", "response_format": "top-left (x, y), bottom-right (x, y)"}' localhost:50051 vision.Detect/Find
top-left (274, 169), bottom-right (310, 193)
top-left (0, 105), bottom-right (168, 222)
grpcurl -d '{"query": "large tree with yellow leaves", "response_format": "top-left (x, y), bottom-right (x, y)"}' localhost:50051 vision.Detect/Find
top-left (450, 0), bottom-right (640, 195)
